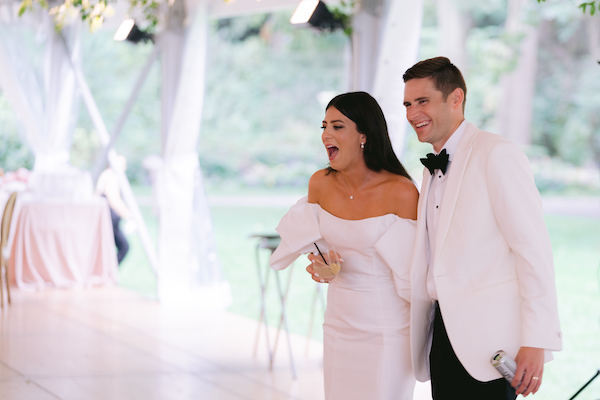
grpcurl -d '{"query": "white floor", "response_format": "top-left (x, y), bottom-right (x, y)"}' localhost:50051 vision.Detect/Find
top-left (0, 286), bottom-right (432, 400)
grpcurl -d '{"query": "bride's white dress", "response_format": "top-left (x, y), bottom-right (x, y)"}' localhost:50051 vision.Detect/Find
top-left (270, 197), bottom-right (416, 400)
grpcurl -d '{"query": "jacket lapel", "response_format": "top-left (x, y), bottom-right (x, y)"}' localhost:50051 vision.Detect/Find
top-left (434, 123), bottom-right (477, 260)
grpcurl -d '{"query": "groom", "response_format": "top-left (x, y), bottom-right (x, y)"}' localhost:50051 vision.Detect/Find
top-left (403, 56), bottom-right (562, 399)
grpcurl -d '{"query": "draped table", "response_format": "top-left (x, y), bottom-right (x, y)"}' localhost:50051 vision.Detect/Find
top-left (8, 196), bottom-right (119, 290)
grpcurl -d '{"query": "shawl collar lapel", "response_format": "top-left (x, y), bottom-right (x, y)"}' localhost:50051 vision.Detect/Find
top-left (433, 123), bottom-right (477, 260)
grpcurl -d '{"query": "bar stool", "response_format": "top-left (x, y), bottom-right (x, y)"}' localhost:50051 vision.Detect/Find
top-left (0, 192), bottom-right (17, 310)
top-left (249, 233), bottom-right (297, 378)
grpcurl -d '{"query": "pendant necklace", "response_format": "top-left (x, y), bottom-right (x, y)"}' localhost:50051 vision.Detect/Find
top-left (341, 171), bottom-right (372, 200)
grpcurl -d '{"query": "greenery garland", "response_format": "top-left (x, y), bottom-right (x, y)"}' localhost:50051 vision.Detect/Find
top-left (17, 0), bottom-right (158, 32)
top-left (330, 0), bottom-right (355, 37)
top-left (537, 0), bottom-right (600, 16)
top-left (17, 0), bottom-right (355, 35)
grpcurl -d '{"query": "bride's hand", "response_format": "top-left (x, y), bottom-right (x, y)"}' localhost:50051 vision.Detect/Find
top-left (307, 253), bottom-right (334, 283)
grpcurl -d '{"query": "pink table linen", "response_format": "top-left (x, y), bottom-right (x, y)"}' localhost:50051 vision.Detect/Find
top-left (8, 197), bottom-right (119, 290)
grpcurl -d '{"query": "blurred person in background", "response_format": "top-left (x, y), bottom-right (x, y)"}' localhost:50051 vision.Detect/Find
top-left (95, 155), bottom-right (132, 265)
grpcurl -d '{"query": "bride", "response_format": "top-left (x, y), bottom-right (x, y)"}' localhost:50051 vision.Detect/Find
top-left (270, 92), bottom-right (419, 399)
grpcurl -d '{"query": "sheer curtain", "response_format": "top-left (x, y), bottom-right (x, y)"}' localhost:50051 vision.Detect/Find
top-left (153, 0), bottom-right (230, 306)
top-left (0, 6), bottom-right (80, 172)
top-left (0, 6), bottom-right (90, 200)
top-left (348, 0), bottom-right (424, 159)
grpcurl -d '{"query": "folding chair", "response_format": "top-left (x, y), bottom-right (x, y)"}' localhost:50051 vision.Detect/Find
top-left (1, 192), bottom-right (18, 309)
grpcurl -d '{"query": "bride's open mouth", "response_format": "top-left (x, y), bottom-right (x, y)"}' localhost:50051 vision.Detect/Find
top-left (326, 145), bottom-right (339, 160)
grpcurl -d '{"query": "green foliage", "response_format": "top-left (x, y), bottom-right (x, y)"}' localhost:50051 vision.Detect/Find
top-left (540, 214), bottom-right (600, 400)
top-left (17, 0), bottom-right (47, 18)
top-left (0, 95), bottom-right (34, 172)
top-left (329, 0), bottom-right (356, 37)
top-left (128, 0), bottom-right (159, 31)
top-left (201, 12), bottom-right (348, 188)
top-left (73, 29), bottom-right (161, 184)
top-left (578, 1), bottom-right (599, 15)
top-left (533, 15), bottom-right (600, 170)
top-left (537, 0), bottom-right (600, 15)
top-left (70, 127), bottom-right (101, 170)
top-left (419, 0), bottom-right (512, 131)
top-left (17, 0), bottom-right (158, 33)
top-left (19, 0), bottom-right (118, 32)
top-left (456, 0), bottom-right (507, 23)
top-left (530, 157), bottom-right (600, 195)
top-left (64, 11), bottom-right (347, 188)
top-left (6, 0), bottom-right (599, 194)
top-left (415, 0), bottom-right (599, 194)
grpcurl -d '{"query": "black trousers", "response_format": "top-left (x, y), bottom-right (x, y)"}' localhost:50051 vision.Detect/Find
top-left (429, 302), bottom-right (516, 400)
top-left (110, 208), bottom-right (130, 265)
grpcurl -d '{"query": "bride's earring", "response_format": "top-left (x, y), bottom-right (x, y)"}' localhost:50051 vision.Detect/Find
top-left (360, 142), bottom-right (365, 149)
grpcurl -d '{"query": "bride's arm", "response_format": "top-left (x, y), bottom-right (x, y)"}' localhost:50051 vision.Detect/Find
top-left (307, 169), bottom-right (336, 283)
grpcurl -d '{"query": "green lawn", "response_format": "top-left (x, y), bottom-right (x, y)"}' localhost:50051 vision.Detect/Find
top-left (541, 215), bottom-right (600, 400)
top-left (118, 196), bottom-right (600, 400)
top-left (117, 201), bottom-right (325, 341)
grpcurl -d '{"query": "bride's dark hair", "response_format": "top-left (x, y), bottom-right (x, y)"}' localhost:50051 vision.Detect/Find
top-left (326, 91), bottom-right (412, 180)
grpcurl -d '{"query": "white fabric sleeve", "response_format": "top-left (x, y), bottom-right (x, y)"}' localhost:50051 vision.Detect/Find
top-left (269, 196), bottom-right (323, 271)
top-left (486, 141), bottom-right (562, 351)
top-left (374, 218), bottom-right (417, 302)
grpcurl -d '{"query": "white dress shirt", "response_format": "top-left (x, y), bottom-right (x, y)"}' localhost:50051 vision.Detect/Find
top-left (425, 120), bottom-right (468, 300)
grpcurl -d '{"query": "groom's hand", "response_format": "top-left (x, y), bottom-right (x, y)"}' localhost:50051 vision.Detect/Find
top-left (513, 346), bottom-right (544, 397)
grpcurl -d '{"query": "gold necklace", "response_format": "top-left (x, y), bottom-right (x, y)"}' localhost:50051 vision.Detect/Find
top-left (341, 171), bottom-right (372, 200)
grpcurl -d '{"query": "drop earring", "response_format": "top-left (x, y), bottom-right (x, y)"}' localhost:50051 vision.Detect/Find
top-left (360, 142), bottom-right (365, 149)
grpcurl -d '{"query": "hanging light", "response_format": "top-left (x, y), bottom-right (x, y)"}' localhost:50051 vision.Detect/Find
top-left (290, 0), bottom-right (343, 32)
top-left (114, 19), bottom-right (154, 44)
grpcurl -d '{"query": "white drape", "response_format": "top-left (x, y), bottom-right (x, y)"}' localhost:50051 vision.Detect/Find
top-left (372, 0), bottom-right (423, 158)
top-left (0, 6), bottom-right (80, 172)
top-left (155, 0), bottom-right (230, 306)
top-left (350, 0), bottom-right (424, 158)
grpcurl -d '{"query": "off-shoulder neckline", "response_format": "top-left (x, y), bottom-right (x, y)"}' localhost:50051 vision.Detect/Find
top-left (309, 201), bottom-right (416, 223)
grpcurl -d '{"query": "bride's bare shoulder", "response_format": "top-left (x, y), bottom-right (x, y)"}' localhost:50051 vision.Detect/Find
top-left (308, 169), bottom-right (333, 203)
top-left (382, 174), bottom-right (419, 220)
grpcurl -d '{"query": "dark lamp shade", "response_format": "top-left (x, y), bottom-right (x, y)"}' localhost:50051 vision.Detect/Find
top-left (290, 0), bottom-right (343, 32)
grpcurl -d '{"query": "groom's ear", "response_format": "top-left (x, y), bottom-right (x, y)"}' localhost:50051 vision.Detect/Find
top-left (449, 88), bottom-right (464, 110)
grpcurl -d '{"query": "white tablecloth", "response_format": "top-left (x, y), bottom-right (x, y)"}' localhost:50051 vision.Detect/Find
top-left (8, 196), bottom-right (119, 290)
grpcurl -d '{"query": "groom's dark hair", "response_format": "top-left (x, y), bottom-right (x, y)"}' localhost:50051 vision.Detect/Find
top-left (403, 56), bottom-right (467, 112)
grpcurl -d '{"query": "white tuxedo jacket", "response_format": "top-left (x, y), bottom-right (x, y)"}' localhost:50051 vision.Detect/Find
top-left (409, 123), bottom-right (562, 382)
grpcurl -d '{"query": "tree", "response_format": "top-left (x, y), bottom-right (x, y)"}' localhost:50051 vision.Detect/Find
top-left (494, 0), bottom-right (540, 145)
top-left (533, 4), bottom-right (600, 172)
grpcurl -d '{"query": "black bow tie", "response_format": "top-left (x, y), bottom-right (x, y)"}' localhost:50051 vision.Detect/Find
top-left (420, 149), bottom-right (449, 175)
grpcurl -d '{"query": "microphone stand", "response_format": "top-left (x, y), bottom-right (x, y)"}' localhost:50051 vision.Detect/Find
top-left (568, 369), bottom-right (600, 399)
